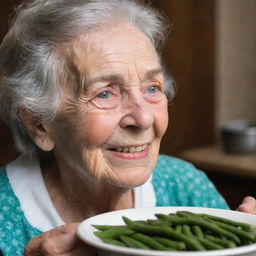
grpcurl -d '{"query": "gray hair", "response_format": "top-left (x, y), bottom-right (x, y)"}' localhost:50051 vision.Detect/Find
top-left (0, 0), bottom-right (175, 155)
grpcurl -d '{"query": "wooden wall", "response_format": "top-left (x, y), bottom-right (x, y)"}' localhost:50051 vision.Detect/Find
top-left (0, 0), bottom-right (216, 165)
top-left (152, 0), bottom-right (216, 156)
top-left (0, 0), bottom-right (21, 166)
top-left (215, 0), bottom-right (256, 125)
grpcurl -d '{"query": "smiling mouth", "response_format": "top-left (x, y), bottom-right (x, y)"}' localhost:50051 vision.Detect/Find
top-left (110, 144), bottom-right (147, 153)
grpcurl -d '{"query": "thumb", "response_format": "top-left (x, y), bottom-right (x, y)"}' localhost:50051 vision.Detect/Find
top-left (47, 223), bottom-right (83, 252)
top-left (237, 196), bottom-right (256, 214)
top-left (25, 223), bottom-right (94, 255)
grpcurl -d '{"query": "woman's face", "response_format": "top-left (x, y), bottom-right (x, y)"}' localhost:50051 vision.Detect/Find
top-left (49, 22), bottom-right (169, 188)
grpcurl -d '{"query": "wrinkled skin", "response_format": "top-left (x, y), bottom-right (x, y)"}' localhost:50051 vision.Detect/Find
top-left (24, 197), bottom-right (256, 256)
top-left (24, 223), bottom-right (96, 256)
top-left (238, 196), bottom-right (256, 214)
top-left (23, 22), bottom-right (256, 256)
top-left (24, 22), bottom-right (168, 255)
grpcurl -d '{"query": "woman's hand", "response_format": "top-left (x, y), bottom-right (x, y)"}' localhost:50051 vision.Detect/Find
top-left (237, 196), bottom-right (256, 214)
top-left (24, 223), bottom-right (96, 256)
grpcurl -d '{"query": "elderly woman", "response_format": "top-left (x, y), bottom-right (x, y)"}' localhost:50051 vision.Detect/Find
top-left (0, 0), bottom-right (255, 255)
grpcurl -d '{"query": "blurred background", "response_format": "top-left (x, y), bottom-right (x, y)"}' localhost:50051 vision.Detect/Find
top-left (0, 0), bottom-right (255, 209)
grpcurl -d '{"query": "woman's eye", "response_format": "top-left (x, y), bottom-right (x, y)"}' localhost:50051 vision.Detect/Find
top-left (92, 88), bottom-right (120, 109)
top-left (147, 85), bottom-right (159, 93)
top-left (97, 91), bottom-right (112, 99)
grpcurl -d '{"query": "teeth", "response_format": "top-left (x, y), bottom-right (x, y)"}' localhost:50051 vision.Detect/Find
top-left (115, 144), bottom-right (147, 153)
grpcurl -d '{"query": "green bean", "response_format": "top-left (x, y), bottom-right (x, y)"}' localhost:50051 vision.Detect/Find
top-left (182, 226), bottom-right (221, 251)
top-left (177, 212), bottom-right (256, 244)
top-left (204, 235), bottom-right (236, 248)
top-left (146, 219), bottom-right (169, 226)
top-left (198, 238), bottom-right (224, 250)
top-left (192, 225), bottom-right (204, 239)
top-left (241, 239), bottom-right (255, 245)
top-left (182, 225), bottom-right (194, 238)
top-left (202, 212), bottom-right (252, 232)
top-left (177, 211), bottom-right (253, 232)
top-left (154, 237), bottom-right (186, 250)
top-left (156, 214), bottom-right (241, 244)
top-left (119, 235), bottom-right (150, 249)
top-left (93, 225), bottom-right (125, 231)
top-left (131, 233), bottom-right (169, 250)
top-left (210, 220), bottom-right (256, 243)
top-left (94, 227), bottom-right (134, 239)
top-left (155, 213), bottom-right (173, 220)
top-left (101, 238), bottom-right (127, 247)
top-left (135, 220), bottom-right (148, 224)
top-left (175, 225), bottom-right (182, 233)
top-left (93, 211), bottom-right (256, 252)
top-left (123, 216), bottom-right (205, 251)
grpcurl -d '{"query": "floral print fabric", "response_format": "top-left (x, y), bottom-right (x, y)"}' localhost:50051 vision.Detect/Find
top-left (0, 155), bottom-right (228, 255)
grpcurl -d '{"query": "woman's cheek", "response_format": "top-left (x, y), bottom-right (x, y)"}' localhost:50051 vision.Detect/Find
top-left (154, 101), bottom-right (169, 137)
top-left (81, 111), bottom-right (119, 146)
top-left (161, 108), bottom-right (169, 135)
top-left (83, 148), bottom-right (108, 180)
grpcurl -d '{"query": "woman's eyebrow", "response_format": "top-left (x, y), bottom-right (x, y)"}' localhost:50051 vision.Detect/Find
top-left (142, 68), bottom-right (164, 81)
top-left (86, 68), bottom-right (164, 87)
top-left (87, 74), bottom-right (125, 87)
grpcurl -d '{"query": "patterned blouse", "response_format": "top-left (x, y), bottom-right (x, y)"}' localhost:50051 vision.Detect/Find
top-left (0, 154), bottom-right (228, 255)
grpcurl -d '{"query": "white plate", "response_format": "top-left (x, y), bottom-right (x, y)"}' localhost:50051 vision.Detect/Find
top-left (77, 207), bottom-right (256, 256)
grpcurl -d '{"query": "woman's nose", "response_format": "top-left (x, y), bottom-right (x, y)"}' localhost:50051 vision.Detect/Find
top-left (119, 96), bottom-right (154, 130)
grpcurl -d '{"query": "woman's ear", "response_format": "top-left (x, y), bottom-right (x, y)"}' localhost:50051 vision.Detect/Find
top-left (19, 109), bottom-right (55, 151)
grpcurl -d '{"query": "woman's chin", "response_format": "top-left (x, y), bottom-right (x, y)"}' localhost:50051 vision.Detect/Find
top-left (108, 167), bottom-right (152, 188)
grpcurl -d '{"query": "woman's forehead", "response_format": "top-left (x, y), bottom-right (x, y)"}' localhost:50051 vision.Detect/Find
top-left (65, 22), bottom-right (160, 78)
top-left (86, 23), bottom-right (153, 52)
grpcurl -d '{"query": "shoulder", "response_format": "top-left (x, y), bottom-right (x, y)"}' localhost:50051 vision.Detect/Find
top-left (0, 166), bottom-right (41, 256)
top-left (152, 154), bottom-right (208, 192)
top-left (0, 166), bottom-right (14, 202)
top-left (155, 154), bottom-right (195, 170)
top-left (153, 154), bottom-right (203, 181)
top-left (0, 166), bottom-right (18, 210)
top-left (152, 154), bottom-right (229, 209)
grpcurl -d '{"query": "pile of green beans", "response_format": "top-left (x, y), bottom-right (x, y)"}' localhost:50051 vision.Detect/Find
top-left (93, 211), bottom-right (256, 251)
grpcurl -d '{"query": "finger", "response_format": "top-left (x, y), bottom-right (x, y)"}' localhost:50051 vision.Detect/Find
top-left (25, 235), bottom-right (45, 256)
top-left (41, 223), bottom-right (84, 254)
top-left (59, 245), bottom-right (96, 256)
top-left (238, 196), bottom-right (256, 214)
top-left (25, 223), bottom-right (84, 255)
